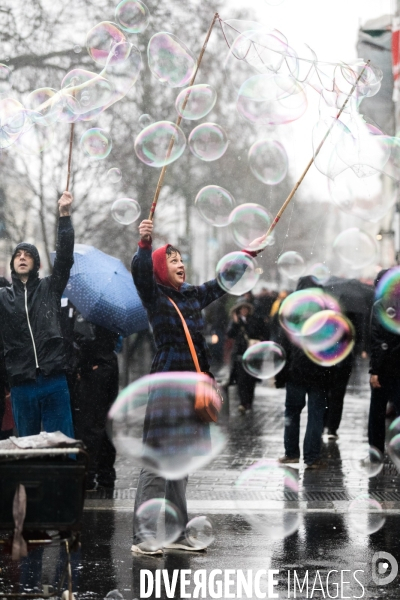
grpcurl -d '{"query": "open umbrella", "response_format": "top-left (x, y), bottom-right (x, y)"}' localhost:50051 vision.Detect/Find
top-left (323, 276), bottom-right (374, 315)
top-left (51, 244), bottom-right (148, 336)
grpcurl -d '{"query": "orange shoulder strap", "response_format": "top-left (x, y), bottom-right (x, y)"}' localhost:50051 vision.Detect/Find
top-left (167, 296), bottom-right (201, 373)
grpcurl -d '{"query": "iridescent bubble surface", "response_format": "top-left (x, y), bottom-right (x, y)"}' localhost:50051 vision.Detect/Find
top-left (235, 460), bottom-right (300, 539)
top-left (348, 495), bottom-right (386, 535)
top-left (351, 445), bottom-right (384, 478)
top-left (374, 266), bottom-right (400, 334)
top-left (279, 289), bottom-right (340, 338)
top-left (107, 167), bottom-right (122, 183)
top-left (277, 251), bottom-right (305, 279)
top-left (175, 84), bottom-right (217, 120)
top-left (25, 88), bottom-right (60, 125)
top-left (188, 122), bottom-right (229, 162)
top-left (115, 0), bottom-right (150, 33)
top-left (135, 498), bottom-right (182, 550)
top-left (301, 310), bottom-right (355, 366)
top-left (333, 228), bottom-right (377, 269)
top-left (195, 185), bottom-right (235, 227)
top-left (111, 198), bottom-right (141, 225)
top-left (229, 203), bottom-right (273, 251)
top-left (108, 372), bottom-right (226, 479)
top-left (216, 252), bottom-right (260, 296)
top-left (139, 114), bottom-right (153, 128)
top-left (242, 341), bottom-right (286, 379)
top-left (134, 121), bottom-right (186, 167)
top-left (248, 139), bottom-right (288, 185)
top-left (147, 32), bottom-right (196, 87)
top-left (80, 128), bottom-right (112, 160)
top-left (186, 516), bottom-right (214, 549)
top-left (388, 433), bottom-right (400, 473)
top-left (86, 21), bottom-right (127, 66)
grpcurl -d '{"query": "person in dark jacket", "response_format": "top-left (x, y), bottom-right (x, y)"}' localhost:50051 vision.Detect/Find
top-left (130, 219), bottom-right (230, 555)
top-left (227, 299), bottom-right (268, 413)
top-left (0, 192), bottom-right (75, 438)
top-left (367, 269), bottom-right (400, 453)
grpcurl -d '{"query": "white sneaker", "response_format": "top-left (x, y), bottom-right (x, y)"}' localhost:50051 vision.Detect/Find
top-left (163, 539), bottom-right (207, 551)
top-left (130, 542), bottom-right (163, 555)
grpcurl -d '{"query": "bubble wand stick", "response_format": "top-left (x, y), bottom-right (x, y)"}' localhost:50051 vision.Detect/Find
top-left (65, 122), bottom-right (74, 192)
top-left (256, 60), bottom-right (370, 254)
top-left (148, 12), bottom-right (220, 221)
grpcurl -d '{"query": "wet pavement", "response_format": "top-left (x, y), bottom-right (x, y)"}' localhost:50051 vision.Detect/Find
top-left (2, 360), bottom-right (400, 599)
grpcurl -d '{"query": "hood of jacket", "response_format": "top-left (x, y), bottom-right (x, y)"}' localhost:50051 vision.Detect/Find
top-left (152, 243), bottom-right (185, 290)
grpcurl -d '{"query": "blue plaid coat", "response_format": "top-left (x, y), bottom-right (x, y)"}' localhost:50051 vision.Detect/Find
top-left (131, 244), bottom-right (226, 452)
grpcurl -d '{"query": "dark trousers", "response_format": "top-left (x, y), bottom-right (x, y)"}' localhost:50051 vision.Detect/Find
top-left (133, 469), bottom-right (188, 544)
top-left (368, 375), bottom-right (400, 453)
top-left (284, 381), bottom-right (328, 464)
top-left (325, 372), bottom-right (351, 434)
top-left (77, 362), bottom-right (118, 486)
top-left (236, 363), bottom-right (257, 408)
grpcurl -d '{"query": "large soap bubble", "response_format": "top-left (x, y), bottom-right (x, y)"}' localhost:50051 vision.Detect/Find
top-left (175, 84), bottom-right (217, 120)
top-left (188, 123), bottom-right (229, 162)
top-left (348, 495), bottom-right (385, 535)
top-left (279, 289), bottom-right (340, 339)
top-left (134, 121), bottom-right (186, 167)
top-left (108, 372), bottom-right (226, 479)
top-left (333, 228), bottom-right (377, 269)
top-left (60, 69), bottom-right (114, 119)
top-left (235, 460), bottom-right (300, 539)
top-left (336, 116), bottom-right (391, 176)
top-left (337, 61), bottom-right (383, 99)
top-left (248, 139), bottom-right (288, 185)
top-left (80, 128), bottom-right (112, 160)
top-left (115, 0), bottom-right (150, 33)
top-left (236, 74), bottom-right (307, 126)
top-left (195, 185), bottom-right (235, 227)
top-left (216, 251), bottom-right (260, 296)
top-left (242, 341), bottom-right (286, 379)
top-left (147, 32), bottom-right (196, 87)
top-left (351, 445), bottom-right (384, 478)
top-left (277, 251), bottom-right (305, 279)
top-left (301, 310), bottom-right (355, 366)
top-left (229, 203), bottom-right (273, 251)
top-left (374, 266), bottom-right (400, 334)
top-left (100, 42), bottom-right (142, 113)
top-left (111, 198), bottom-right (141, 224)
top-left (25, 88), bottom-right (61, 125)
top-left (186, 516), bottom-right (214, 549)
top-left (86, 22), bottom-right (127, 66)
top-left (135, 498), bottom-right (183, 550)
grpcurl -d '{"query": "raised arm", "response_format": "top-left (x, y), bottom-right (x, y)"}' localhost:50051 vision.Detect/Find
top-left (131, 219), bottom-right (159, 309)
top-left (51, 191), bottom-right (74, 295)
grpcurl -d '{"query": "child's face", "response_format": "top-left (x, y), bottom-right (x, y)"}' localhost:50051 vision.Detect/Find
top-left (166, 252), bottom-right (185, 287)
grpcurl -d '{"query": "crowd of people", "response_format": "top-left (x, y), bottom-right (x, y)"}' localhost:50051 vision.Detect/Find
top-left (1, 205), bottom-right (399, 555)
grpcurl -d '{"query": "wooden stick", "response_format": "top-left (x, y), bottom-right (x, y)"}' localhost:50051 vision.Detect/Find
top-left (65, 122), bottom-right (75, 192)
top-left (256, 60), bottom-right (371, 254)
top-left (148, 12), bottom-right (219, 220)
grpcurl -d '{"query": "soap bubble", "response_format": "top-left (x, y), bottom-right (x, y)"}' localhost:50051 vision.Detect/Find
top-left (248, 139), bottom-right (288, 185)
top-left (185, 516), bottom-right (214, 548)
top-left (188, 122), bottom-right (229, 162)
top-left (279, 289), bottom-right (341, 339)
top-left (80, 128), bottom-right (112, 160)
top-left (348, 495), bottom-right (385, 535)
top-left (313, 117), bottom-right (350, 180)
top-left (134, 121), bottom-right (186, 167)
top-left (60, 69), bottom-right (114, 118)
top-left (351, 445), bottom-right (384, 478)
top-left (111, 198), bottom-right (141, 224)
top-left (86, 21), bottom-right (127, 66)
top-left (216, 251), bottom-right (260, 296)
top-left (0, 98), bottom-right (28, 149)
top-left (242, 341), bottom-right (286, 379)
top-left (108, 372), bottom-right (226, 479)
top-left (25, 88), bottom-right (61, 125)
top-left (236, 74), bottom-right (307, 126)
top-left (0, 64), bottom-right (11, 95)
top-left (229, 203), bottom-right (273, 251)
top-left (301, 310), bottom-right (355, 366)
top-left (329, 168), bottom-right (396, 223)
top-left (277, 251), bottom-right (305, 279)
top-left (195, 185), bottom-right (235, 227)
top-left (333, 228), bottom-right (377, 269)
top-left (148, 32), bottom-right (196, 87)
top-left (14, 118), bottom-right (55, 155)
top-left (374, 267), bottom-right (400, 334)
top-left (339, 61), bottom-right (383, 99)
top-left (336, 116), bottom-right (391, 176)
top-left (388, 433), bottom-right (400, 472)
top-left (107, 167), bottom-right (122, 183)
top-left (235, 460), bottom-right (300, 539)
top-left (135, 498), bottom-right (183, 550)
top-left (309, 263), bottom-right (331, 285)
top-left (98, 42), bottom-right (142, 114)
top-left (139, 114), bottom-right (153, 128)
top-left (73, 45), bottom-right (82, 54)
top-left (175, 84), bottom-right (217, 120)
top-left (115, 0), bottom-right (150, 33)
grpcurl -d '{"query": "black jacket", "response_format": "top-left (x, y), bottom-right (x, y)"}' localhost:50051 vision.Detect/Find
top-left (0, 217), bottom-right (74, 386)
top-left (369, 307), bottom-right (400, 377)
top-left (227, 315), bottom-right (268, 357)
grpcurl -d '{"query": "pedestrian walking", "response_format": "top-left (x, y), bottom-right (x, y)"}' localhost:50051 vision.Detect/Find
top-left (227, 299), bottom-right (268, 413)
top-left (0, 192), bottom-right (75, 438)
top-left (368, 269), bottom-right (400, 453)
top-left (130, 219), bottom-right (231, 555)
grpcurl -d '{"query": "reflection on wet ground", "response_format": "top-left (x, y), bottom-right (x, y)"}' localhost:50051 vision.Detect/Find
top-left (1, 360), bottom-right (400, 598)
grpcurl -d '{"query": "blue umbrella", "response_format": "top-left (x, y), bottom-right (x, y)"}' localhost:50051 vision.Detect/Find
top-left (51, 244), bottom-right (148, 337)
